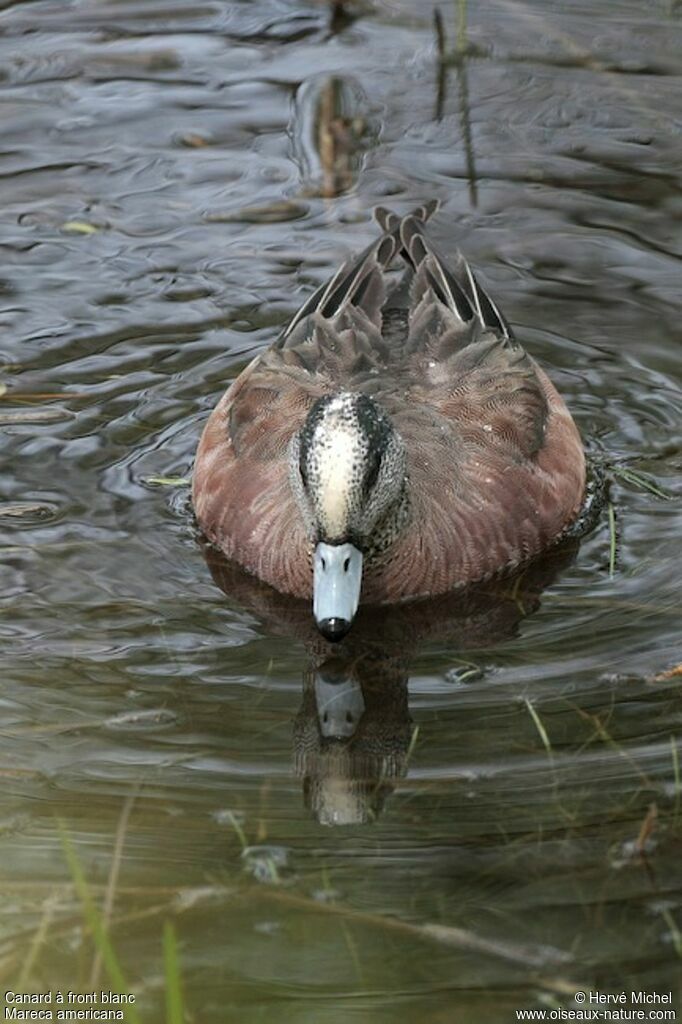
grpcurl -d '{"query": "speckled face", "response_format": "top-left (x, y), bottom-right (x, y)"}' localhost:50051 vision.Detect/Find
top-left (290, 392), bottom-right (409, 556)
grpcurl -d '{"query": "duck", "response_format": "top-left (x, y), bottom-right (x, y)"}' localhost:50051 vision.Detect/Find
top-left (192, 202), bottom-right (585, 641)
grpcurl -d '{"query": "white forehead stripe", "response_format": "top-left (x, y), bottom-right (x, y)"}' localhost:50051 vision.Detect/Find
top-left (314, 425), bottom-right (359, 537)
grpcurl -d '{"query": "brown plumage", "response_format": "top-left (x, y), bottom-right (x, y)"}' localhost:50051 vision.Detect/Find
top-left (193, 204), bottom-right (585, 613)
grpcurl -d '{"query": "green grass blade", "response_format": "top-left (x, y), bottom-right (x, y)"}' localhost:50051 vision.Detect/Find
top-left (224, 810), bottom-right (248, 852)
top-left (17, 891), bottom-right (58, 988)
top-left (524, 699), bottom-right (553, 757)
top-left (456, 0), bottom-right (468, 52)
top-left (163, 921), bottom-right (184, 1024)
top-left (661, 908), bottom-right (682, 960)
top-left (59, 825), bottom-right (142, 1024)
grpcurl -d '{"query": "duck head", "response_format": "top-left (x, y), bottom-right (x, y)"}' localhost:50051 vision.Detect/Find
top-left (290, 392), bottom-right (408, 641)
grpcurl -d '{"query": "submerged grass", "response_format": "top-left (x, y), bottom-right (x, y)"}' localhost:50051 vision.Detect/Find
top-left (607, 502), bottom-right (617, 579)
top-left (60, 826), bottom-right (143, 1024)
top-left (59, 824), bottom-right (186, 1022)
top-left (90, 794), bottom-right (136, 989)
top-left (572, 705), bottom-right (654, 793)
top-left (405, 723), bottom-right (421, 765)
top-left (671, 735), bottom-right (681, 826)
top-left (2, 871), bottom-right (582, 999)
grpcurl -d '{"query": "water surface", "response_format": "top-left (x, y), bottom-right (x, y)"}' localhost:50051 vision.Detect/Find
top-left (1, 0), bottom-right (681, 1021)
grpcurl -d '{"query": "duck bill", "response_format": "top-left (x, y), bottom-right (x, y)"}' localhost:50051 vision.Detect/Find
top-left (314, 660), bottom-right (365, 739)
top-left (313, 542), bottom-right (363, 642)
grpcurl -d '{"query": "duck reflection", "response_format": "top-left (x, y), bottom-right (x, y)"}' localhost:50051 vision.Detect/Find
top-left (203, 542), bottom-right (577, 826)
top-left (295, 648), bottom-right (412, 826)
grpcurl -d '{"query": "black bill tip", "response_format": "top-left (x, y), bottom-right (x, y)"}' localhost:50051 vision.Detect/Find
top-left (317, 617), bottom-right (352, 643)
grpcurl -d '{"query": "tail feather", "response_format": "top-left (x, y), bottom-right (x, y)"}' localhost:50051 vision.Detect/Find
top-left (403, 213), bottom-right (510, 337)
top-left (374, 200), bottom-right (439, 268)
top-left (281, 200), bottom-right (512, 347)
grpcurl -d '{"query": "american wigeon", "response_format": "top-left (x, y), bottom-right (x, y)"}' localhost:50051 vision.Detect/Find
top-left (192, 203), bottom-right (585, 640)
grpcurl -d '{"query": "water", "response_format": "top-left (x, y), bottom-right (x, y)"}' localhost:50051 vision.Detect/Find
top-left (1, 0), bottom-right (680, 1020)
